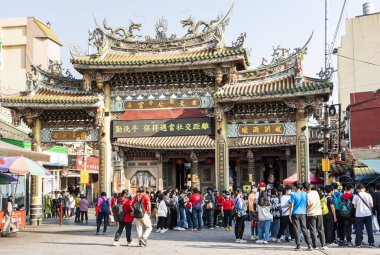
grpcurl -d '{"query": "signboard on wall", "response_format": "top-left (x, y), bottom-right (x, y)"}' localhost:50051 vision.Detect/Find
top-left (112, 118), bottom-right (214, 138)
top-left (227, 122), bottom-right (296, 137)
top-left (43, 146), bottom-right (68, 167)
top-left (124, 98), bottom-right (200, 110)
top-left (41, 128), bottom-right (98, 142)
top-left (76, 156), bottom-right (99, 173)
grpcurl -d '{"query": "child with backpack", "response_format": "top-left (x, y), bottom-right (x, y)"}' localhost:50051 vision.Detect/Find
top-left (323, 185), bottom-right (338, 247)
top-left (96, 192), bottom-right (111, 235)
top-left (340, 184), bottom-right (354, 246)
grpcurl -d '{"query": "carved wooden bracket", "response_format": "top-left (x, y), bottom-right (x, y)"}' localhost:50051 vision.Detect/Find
top-left (215, 103), bottom-right (235, 122)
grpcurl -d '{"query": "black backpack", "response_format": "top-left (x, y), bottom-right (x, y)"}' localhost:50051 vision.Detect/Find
top-left (112, 200), bottom-right (125, 222)
top-left (133, 195), bottom-right (145, 219)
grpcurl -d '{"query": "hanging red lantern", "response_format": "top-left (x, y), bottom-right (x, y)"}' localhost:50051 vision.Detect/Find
top-left (235, 157), bottom-right (242, 164)
top-left (205, 157), bottom-right (213, 165)
top-left (176, 158), bottom-right (185, 165)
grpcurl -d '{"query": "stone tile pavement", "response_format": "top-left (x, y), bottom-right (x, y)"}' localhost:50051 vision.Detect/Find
top-left (1, 211), bottom-right (380, 255)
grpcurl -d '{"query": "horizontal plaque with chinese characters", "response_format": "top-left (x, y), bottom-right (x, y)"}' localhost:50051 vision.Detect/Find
top-left (112, 118), bottom-right (214, 138)
top-left (124, 98), bottom-right (200, 110)
top-left (227, 122), bottom-right (296, 137)
top-left (41, 128), bottom-right (99, 142)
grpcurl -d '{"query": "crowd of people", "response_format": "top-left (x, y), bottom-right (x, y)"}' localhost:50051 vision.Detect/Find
top-left (51, 191), bottom-right (90, 223)
top-left (92, 181), bottom-right (380, 250)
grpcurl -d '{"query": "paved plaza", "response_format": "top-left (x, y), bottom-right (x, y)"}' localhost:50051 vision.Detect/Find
top-left (1, 212), bottom-right (380, 255)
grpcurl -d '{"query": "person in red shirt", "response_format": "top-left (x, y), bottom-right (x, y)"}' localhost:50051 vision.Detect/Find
top-left (131, 186), bottom-right (152, 246)
top-left (214, 190), bottom-right (225, 228)
top-left (221, 191), bottom-right (234, 232)
top-left (113, 192), bottom-right (134, 246)
top-left (189, 187), bottom-right (204, 231)
top-left (110, 193), bottom-right (118, 211)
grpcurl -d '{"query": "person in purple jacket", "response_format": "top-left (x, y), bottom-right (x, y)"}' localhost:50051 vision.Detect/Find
top-left (80, 195), bottom-right (89, 223)
top-left (96, 192), bottom-right (111, 235)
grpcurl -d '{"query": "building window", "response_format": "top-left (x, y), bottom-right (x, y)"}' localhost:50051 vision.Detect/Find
top-left (150, 162), bottom-right (158, 166)
top-left (128, 162), bottom-right (136, 167)
top-left (138, 162), bottom-right (148, 166)
top-left (203, 168), bottom-right (212, 183)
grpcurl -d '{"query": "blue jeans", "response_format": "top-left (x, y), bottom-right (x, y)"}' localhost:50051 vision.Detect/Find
top-left (186, 208), bottom-right (193, 229)
top-left (258, 220), bottom-right (271, 241)
top-left (355, 216), bottom-right (374, 246)
top-left (271, 218), bottom-right (280, 238)
top-left (178, 207), bottom-right (188, 229)
top-left (249, 211), bottom-right (258, 236)
top-left (192, 207), bottom-right (203, 229)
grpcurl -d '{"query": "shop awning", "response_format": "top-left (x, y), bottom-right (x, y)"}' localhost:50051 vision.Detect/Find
top-left (283, 172), bottom-right (323, 185)
top-left (358, 159), bottom-right (380, 174)
top-left (0, 141), bottom-right (50, 162)
top-left (354, 166), bottom-right (380, 182)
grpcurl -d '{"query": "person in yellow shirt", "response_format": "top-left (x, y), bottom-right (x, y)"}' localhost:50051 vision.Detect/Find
top-left (75, 194), bottom-right (81, 222)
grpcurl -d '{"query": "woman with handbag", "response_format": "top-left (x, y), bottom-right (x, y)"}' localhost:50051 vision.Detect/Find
top-left (189, 187), bottom-right (204, 231)
top-left (256, 190), bottom-right (272, 244)
top-left (233, 189), bottom-right (247, 243)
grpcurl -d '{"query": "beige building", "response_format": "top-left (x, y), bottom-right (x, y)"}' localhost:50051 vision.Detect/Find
top-left (0, 17), bottom-right (62, 94)
top-left (338, 5), bottom-right (380, 111)
top-left (0, 17), bottom-right (62, 139)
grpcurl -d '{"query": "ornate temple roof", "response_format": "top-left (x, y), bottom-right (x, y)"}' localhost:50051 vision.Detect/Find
top-left (72, 48), bottom-right (248, 69)
top-left (214, 33), bottom-right (333, 101)
top-left (0, 62), bottom-right (100, 109)
top-left (71, 3), bottom-right (249, 71)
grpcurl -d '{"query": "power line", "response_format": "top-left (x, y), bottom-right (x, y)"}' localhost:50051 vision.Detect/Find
top-left (336, 54), bottom-right (380, 67)
top-left (327, 0), bottom-right (348, 65)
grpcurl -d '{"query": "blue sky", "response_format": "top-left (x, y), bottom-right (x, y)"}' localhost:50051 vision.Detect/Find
top-left (2, 0), bottom-right (379, 88)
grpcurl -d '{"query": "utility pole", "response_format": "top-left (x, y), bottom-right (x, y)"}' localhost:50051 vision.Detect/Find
top-left (323, 0), bottom-right (330, 186)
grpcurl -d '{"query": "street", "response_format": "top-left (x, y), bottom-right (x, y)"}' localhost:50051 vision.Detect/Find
top-left (1, 212), bottom-right (380, 255)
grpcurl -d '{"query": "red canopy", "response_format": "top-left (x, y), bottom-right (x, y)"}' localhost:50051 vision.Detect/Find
top-left (283, 172), bottom-right (323, 185)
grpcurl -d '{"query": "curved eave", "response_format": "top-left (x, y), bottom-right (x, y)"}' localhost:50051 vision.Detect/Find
top-left (72, 54), bottom-right (248, 71)
top-left (238, 32), bottom-right (313, 80)
top-left (0, 102), bottom-right (100, 109)
top-left (214, 86), bottom-right (333, 103)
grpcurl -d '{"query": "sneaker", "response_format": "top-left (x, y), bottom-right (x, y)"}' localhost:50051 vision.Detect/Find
top-left (251, 235), bottom-right (258, 240)
top-left (307, 246), bottom-right (312, 251)
top-left (320, 246), bottom-right (328, 250)
top-left (355, 245), bottom-right (361, 248)
top-left (140, 239), bottom-right (147, 246)
top-left (235, 239), bottom-right (241, 243)
top-left (155, 229), bottom-right (161, 233)
top-left (271, 237), bottom-right (276, 242)
top-left (276, 239), bottom-right (281, 243)
top-left (328, 243), bottom-right (339, 247)
top-left (294, 246), bottom-right (301, 251)
top-left (209, 227), bottom-right (214, 230)
top-left (240, 239), bottom-right (247, 244)
top-left (256, 240), bottom-right (264, 244)
top-left (263, 241), bottom-right (268, 244)
top-left (112, 241), bottom-right (119, 246)
top-left (347, 242), bottom-right (353, 247)
top-left (369, 243), bottom-right (375, 248)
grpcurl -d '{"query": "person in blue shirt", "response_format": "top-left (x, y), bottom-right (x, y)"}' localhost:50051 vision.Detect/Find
top-left (289, 181), bottom-right (312, 251)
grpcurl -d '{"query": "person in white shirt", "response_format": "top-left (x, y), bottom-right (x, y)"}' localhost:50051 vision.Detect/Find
top-left (69, 194), bottom-right (75, 218)
top-left (156, 193), bottom-right (168, 233)
top-left (276, 186), bottom-right (294, 242)
top-left (352, 183), bottom-right (374, 247)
